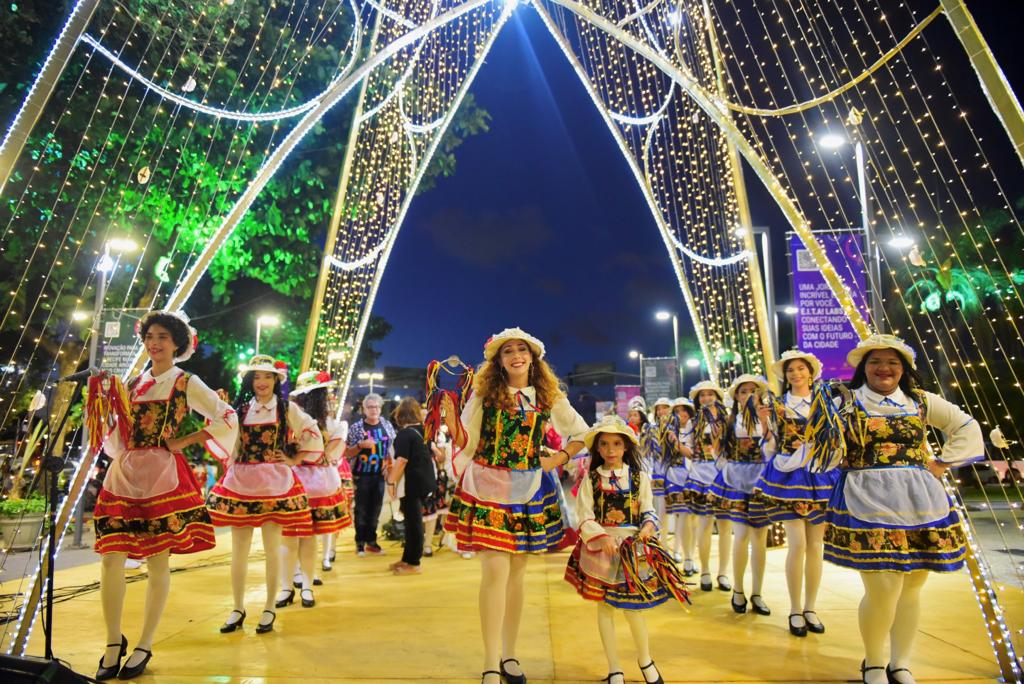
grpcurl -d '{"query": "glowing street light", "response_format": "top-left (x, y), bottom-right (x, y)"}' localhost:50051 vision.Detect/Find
top-left (818, 132), bottom-right (847, 149)
top-left (782, 305), bottom-right (799, 315)
top-left (685, 357), bottom-right (700, 369)
top-left (888, 235), bottom-right (916, 250)
top-left (255, 314), bottom-right (280, 354)
top-left (357, 371), bottom-right (385, 393)
top-left (628, 350), bottom-right (640, 359)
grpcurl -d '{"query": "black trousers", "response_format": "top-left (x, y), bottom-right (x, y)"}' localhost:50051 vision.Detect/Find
top-left (353, 473), bottom-right (385, 546)
top-left (400, 494), bottom-right (425, 566)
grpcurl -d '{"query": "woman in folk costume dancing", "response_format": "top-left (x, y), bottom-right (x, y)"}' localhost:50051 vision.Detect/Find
top-left (90, 310), bottom-right (237, 680)
top-left (800, 335), bottom-right (982, 684)
top-left (707, 374), bottom-right (777, 617)
top-left (206, 354), bottom-right (319, 634)
top-left (752, 350), bottom-right (839, 637)
top-left (566, 416), bottom-right (690, 684)
top-left (279, 370), bottom-right (352, 603)
top-left (640, 398), bottom-right (672, 546)
top-left (663, 397), bottom-right (697, 573)
top-left (443, 328), bottom-right (590, 684)
top-left (681, 380), bottom-right (732, 593)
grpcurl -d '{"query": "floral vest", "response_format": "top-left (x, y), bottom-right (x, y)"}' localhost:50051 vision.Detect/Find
top-left (692, 408), bottom-right (724, 461)
top-left (845, 391), bottom-right (929, 470)
top-left (237, 405), bottom-right (290, 465)
top-left (724, 419), bottom-right (762, 464)
top-left (774, 402), bottom-right (808, 455)
top-left (127, 373), bottom-right (191, 449)
top-left (590, 467), bottom-right (642, 527)
top-left (474, 402), bottom-right (549, 470)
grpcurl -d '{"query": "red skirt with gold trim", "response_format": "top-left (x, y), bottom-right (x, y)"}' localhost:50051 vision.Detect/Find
top-left (206, 462), bottom-right (312, 536)
top-left (93, 450), bottom-right (215, 559)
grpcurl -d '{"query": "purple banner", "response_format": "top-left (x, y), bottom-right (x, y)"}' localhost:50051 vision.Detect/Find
top-left (789, 231), bottom-right (869, 380)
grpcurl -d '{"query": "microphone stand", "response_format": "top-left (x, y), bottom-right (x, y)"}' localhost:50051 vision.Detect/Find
top-left (36, 374), bottom-right (88, 660)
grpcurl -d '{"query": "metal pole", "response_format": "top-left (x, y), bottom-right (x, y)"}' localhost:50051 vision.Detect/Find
top-left (0, 0), bottom-right (102, 197)
top-left (671, 314), bottom-right (681, 395)
top-left (755, 228), bottom-right (779, 353)
top-left (72, 260), bottom-right (106, 547)
top-left (855, 140), bottom-right (884, 333)
top-left (256, 320), bottom-right (263, 355)
top-left (639, 354), bottom-right (645, 396)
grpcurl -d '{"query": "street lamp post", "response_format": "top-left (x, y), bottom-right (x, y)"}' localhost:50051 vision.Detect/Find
top-left (357, 371), bottom-right (384, 394)
top-left (255, 314), bottom-right (280, 355)
top-left (820, 126), bottom-right (885, 333)
top-left (628, 349), bottom-right (644, 389)
top-left (72, 237), bottom-right (138, 547)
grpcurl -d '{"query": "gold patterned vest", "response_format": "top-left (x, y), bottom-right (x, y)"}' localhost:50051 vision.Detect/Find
top-left (474, 402), bottom-right (550, 470)
top-left (724, 418), bottom-right (763, 464)
top-left (127, 373), bottom-right (191, 449)
top-left (591, 468), bottom-right (642, 527)
top-left (237, 404), bottom-right (289, 465)
top-left (845, 391), bottom-right (929, 469)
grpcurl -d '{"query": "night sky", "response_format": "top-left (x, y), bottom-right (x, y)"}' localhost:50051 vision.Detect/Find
top-left (369, 4), bottom-right (1024, 385)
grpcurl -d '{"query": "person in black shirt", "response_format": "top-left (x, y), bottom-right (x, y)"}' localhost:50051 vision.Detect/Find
top-left (344, 393), bottom-right (396, 555)
top-left (386, 397), bottom-right (438, 575)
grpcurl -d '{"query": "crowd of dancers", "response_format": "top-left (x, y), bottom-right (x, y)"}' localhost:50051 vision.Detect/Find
top-left (84, 312), bottom-right (983, 684)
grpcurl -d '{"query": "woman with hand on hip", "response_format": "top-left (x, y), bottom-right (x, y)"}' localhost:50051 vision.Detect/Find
top-left (444, 327), bottom-right (589, 684)
top-left (91, 310), bottom-right (237, 680)
top-left (805, 335), bottom-right (983, 684)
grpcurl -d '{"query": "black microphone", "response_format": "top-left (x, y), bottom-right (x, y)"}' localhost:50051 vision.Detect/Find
top-left (60, 367), bottom-right (100, 382)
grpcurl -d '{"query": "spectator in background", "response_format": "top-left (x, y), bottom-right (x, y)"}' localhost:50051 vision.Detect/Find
top-left (344, 393), bottom-right (396, 556)
top-left (385, 398), bottom-right (437, 575)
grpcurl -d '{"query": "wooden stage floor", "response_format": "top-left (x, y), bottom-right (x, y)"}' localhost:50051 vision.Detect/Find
top-left (1, 528), bottom-right (1015, 683)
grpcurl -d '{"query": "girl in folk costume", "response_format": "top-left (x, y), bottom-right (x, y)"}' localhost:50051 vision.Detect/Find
top-left (664, 397), bottom-right (697, 573)
top-left (206, 355), bottom-right (319, 635)
top-left (625, 396), bottom-right (649, 436)
top-left (639, 398), bottom-right (671, 546)
top-left (708, 374), bottom-right (776, 617)
top-left (752, 350), bottom-right (839, 637)
top-left (802, 336), bottom-right (983, 684)
top-left (91, 310), bottom-right (237, 680)
top-left (279, 370), bottom-right (352, 604)
top-left (681, 380), bottom-right (732, 593)
top-left (565, 416), bottom-right (675, 684)
top-left (443, 328), bottom-right (590, 684)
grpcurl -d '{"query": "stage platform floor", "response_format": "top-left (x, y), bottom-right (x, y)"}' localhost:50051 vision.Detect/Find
top-left (1, 528), bottom-right (1017, 683)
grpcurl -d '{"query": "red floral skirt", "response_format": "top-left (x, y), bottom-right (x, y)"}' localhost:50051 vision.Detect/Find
top-left (206, 462), bottom-right (313, 537)
top-left (93, 449), bottom-right (215, 559)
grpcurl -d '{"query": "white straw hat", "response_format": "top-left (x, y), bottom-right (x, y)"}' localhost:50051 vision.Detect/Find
top-left (482, 327), bottom-right (545, 361)
top-left (584, 415), bottom-right (640, 451)
top-left (688, 380), bottom-right (725, 402)
top-left (770, 349), bottom-right (823, 382)
top-left (727, 373), bottom-right (769, 400)
top-left (240, 354), bottom-right (288, 379)
top-left (846, 334), bottom-right (917, 370)
top-left (291, 370), bottom-right (335, 395)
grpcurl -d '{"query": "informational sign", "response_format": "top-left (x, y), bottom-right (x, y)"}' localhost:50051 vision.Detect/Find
top-left (789, 232), bottom-right (869, 380)
top-left (640, 356), bottom-right (680, 401)
top-left (614, 385), bottom-right (642, 418)
top-left (99, 309), bottom-right (148, 376)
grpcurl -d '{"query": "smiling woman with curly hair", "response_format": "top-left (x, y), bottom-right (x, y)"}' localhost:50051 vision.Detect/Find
top-left (443, 327), bottom-right (589, 684)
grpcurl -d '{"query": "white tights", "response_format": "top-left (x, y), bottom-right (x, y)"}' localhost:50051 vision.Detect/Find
top-left (479, 550), bottom-right (529, 682)
top-left (231, 524), bottom-right (282, 615)
top-left (321, 533), bottom-right (335, 564)
top-left (424, 516), bottom-right (438, 548)
top-left (673, 513), bottom-right (696, 561)
top-left (783, 519), bottom-right (825, 614)
top-left (281, 536), bottom-right (316, 591)
top-left (596, 604), bottom-right (653, 680)
top-left (731, 522), bottom-right (768, 595)
top-left (859, 570), bottom-right (929, 678)
top-left (697, 515), bottom-right (731, 577)
top-left (100, 551), bottom-right (169, 668)
top-left (654, 496), bottom-right (667, 543)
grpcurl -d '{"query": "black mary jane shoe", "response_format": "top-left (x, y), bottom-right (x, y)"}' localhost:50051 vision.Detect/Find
top-left (313, 577), bottom-right (324, 586)
top-left (255, 610), bottom-right (277, 634)
top-left (499, 657), bottom-right (527, 684)
top-left (699, 573), bottom-right (713, 592)
top-left (301, 588), bottom-right (315, 608)
top-left (716, 574), bottom-right (732, 591)
top-left (886, 664), bottom-right (913, 684)
top-left (219, 609), bottom-right (246, 633)
top-left (803, 610), bottom-right (825, 634)
top-left (117, 648), bottom-right (152, 680)
top-left (750, 594), bottom-right (771, 616)
top-left (96, 634), bottom-right (127, 681)
top-left (639, 660), bottom-right (664, 684)
top-left (275, 589), bottom-right (295, 608)
top-left (480, 670), bottom-right (501, 684)
top-left (788, 613), bottom-right (807, 637)
top-left (861, 660), bottom-right (886, 684)
top-left (730, 591), bottom-right (747, 614)
top-left (603, 672), bottom-right (625, 684)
